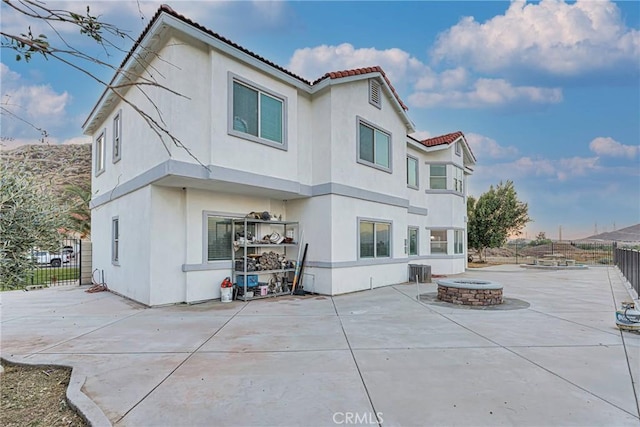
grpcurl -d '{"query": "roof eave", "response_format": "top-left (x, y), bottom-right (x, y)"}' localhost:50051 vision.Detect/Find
top-left (83, 13), bottom-right (172, 134)
top-left (311, 72), bottom-right (415, 133)
top-left (83, 11), bottom-right (315, 135)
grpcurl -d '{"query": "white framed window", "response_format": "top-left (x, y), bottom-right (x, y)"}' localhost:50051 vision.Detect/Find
top-left (369, 79), bottom-right (381, 109)
top-left (454, 230), bottom-right (464, 254)
top-left (430, 230), bottom-right (447, 254)
top-left (359, 220), bottom-right (391, 259)
top-left (206, 215), bottom-right (257, 262)
top-left (113, 110), bottom-right (122, 163)
top-left (207, 216), bottom-right (232, 261)
top-left (95, 130), bottom-right (105, 176)
top-left (454, 167), bottom-right (464, 193)
top-left (228, 74), bottom-right (286, 149)
top-left (408, 227), bottom-right (419, 256)
top-left (112, 217), bottom-right (119, 264)
top-left (455, 141), bottom-right (461, 156)
top-left (407, 155), bottom-right (419, 189)
top-left (357, 117), bottom-right (391, 172)
top-left (430, 164), bottom-right (447, 189)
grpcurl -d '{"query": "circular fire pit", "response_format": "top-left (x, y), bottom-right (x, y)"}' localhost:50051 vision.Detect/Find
top-left (437, 279), bottom-right (503, 306)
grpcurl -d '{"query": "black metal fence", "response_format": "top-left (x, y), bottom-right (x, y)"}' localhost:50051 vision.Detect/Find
top-left (614, 247), bottom-right (640, 297)
top-left (472, 240), bottom-right (617, 265)
top-left (28, 239), bottom-right (81, 286)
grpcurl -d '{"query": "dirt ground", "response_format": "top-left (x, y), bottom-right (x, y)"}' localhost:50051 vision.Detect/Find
top-left (468, 261), bottom-right (504, 268)
top-left (0, 362), bottom-right (87, 426)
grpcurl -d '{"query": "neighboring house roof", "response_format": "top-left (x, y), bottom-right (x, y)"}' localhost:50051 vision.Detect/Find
top-left (421, 131), bottom-right (464, 147)
top-left (415, 131), bottom-right (477, 164)
top-left (83, 5), bottom-right (412, 132)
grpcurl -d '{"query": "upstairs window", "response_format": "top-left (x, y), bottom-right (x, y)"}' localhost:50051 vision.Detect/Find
top-left (454, 167), bottom-right (464, 193)
top-left (358, 118), bottom-right (391, 172)
top-left (369, 79), bottom-right (381, 109)
top-left (407, 155), bottom-right (419, 189)
top-left (95, 130), bottom-right (105, 176)
top-left (113, 111), bottom-right (122, 163)
top-left (455, 141), bottom-right (462, 156)
top-left (430, 165), bottom-right (446, 189)
top-left (230, 75), bottom-right (286, 148)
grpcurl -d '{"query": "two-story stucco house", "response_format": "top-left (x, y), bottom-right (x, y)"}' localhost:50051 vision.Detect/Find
top-left (83, 5), bottom-right (476, 306)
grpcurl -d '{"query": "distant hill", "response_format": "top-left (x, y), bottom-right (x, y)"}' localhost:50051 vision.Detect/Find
top-left (580, 223), bottom-right (640, 242)
top-left (0, 144), bottom-right (91, 197)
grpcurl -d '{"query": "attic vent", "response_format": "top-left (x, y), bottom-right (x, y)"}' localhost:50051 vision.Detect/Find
top-left (369, 79), bottom-right (381, 109)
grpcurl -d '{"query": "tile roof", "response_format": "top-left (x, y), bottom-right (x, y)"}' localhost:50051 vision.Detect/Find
top-left (129, 6), bottom-right (406, 108)
top-left (312, 66), bottom-right (408, 111)
top-left (86, 5), bottom-right (411, 129)
top-left (419, 131), bottom-right (476, 162)
top-left (420, 131), bottom-right (464, 147)
top-left (150, 5), bottom-right (311, 84)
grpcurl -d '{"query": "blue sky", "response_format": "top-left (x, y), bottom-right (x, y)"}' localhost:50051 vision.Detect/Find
top-left (1, 0), bottom-right (639, 240)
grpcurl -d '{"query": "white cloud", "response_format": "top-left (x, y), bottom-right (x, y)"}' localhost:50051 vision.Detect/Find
top-left (409, 78), bottom-right (562, 108)
top-left (250, 0), bottom-right (288, 26)
top-left (287, 43), bottom-right (427, 84)
top-left (1, 63), bottom-right (70, 140)
top-left (589, 136), bottom-right (639, 158)
top-left (513, 157), bottom-right (557, 177)
top-left (439, 67), bottom-right (469, 90)
top-left (431, 0), bottom-right (640, 76)
top-left (409, 130), bottom-right (432, 141)
top-left (1, 63), bottom-right (20, 83)
top-left (62, 136), bottom-right (91, 145)
top-left (288, 44), bottom-right (561, 109)
top-left (557, 156), bottom-right (599, 181)
top-left (465, 133), bottom-right (518, 159)
top-left (475, 155), bottom-right (600, 183)
top-left (0, 137), bottom-right (60, 151)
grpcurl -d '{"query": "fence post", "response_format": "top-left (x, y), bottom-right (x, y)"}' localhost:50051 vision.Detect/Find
top-left (80, 240), bottom-right (93, 285)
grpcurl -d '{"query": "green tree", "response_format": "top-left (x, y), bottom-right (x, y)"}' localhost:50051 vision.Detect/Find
top-left (467, 180), bottom-right (531, 262)
top-left (529, 231), bottom-right (552, 247)
top-left (0, 162), bottom-right (66, 289)
top-left (63, 183), bottom-right (91, 238)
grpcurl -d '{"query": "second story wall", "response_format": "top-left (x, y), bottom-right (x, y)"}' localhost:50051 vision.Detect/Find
top-left (91, 30), bottom-right (213, 195)
top-left (209, 50), bottom-right (304, 184)
top-left (328, 79), bottom-right (410, 198)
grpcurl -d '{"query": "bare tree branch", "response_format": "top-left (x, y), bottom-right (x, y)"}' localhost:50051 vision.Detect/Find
top-left (1, 0), bottom-right (208, 169)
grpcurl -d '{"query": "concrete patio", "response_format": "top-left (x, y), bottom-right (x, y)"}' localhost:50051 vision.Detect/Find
top-left (1, 265), bottom-right (639, 426)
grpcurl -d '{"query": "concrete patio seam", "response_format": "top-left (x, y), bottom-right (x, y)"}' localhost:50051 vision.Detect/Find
top-left (395, 280), bottom-right (640, 420)
top-left (493, 343), bottom-right (624, 349)
top-left (506, 345), bottom-right (640, 419)
top-left (31, 351), bottom-right (194, 355)
top-left (526, 308), bottom-right (623, 337)
top-left (0, 292), bottom-right (115, 324)
top-left (114, 300), bottom-right (251, 425)
top-left (21, 310), bottom-right (146, 359)
top-left (331, 297), bottom-right (381, 426)
top-left (195, 348), bottom-right (352, 354)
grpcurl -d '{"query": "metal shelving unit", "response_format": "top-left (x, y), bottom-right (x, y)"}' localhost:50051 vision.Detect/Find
top-left (231, 218), bottom-right (299, 301)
